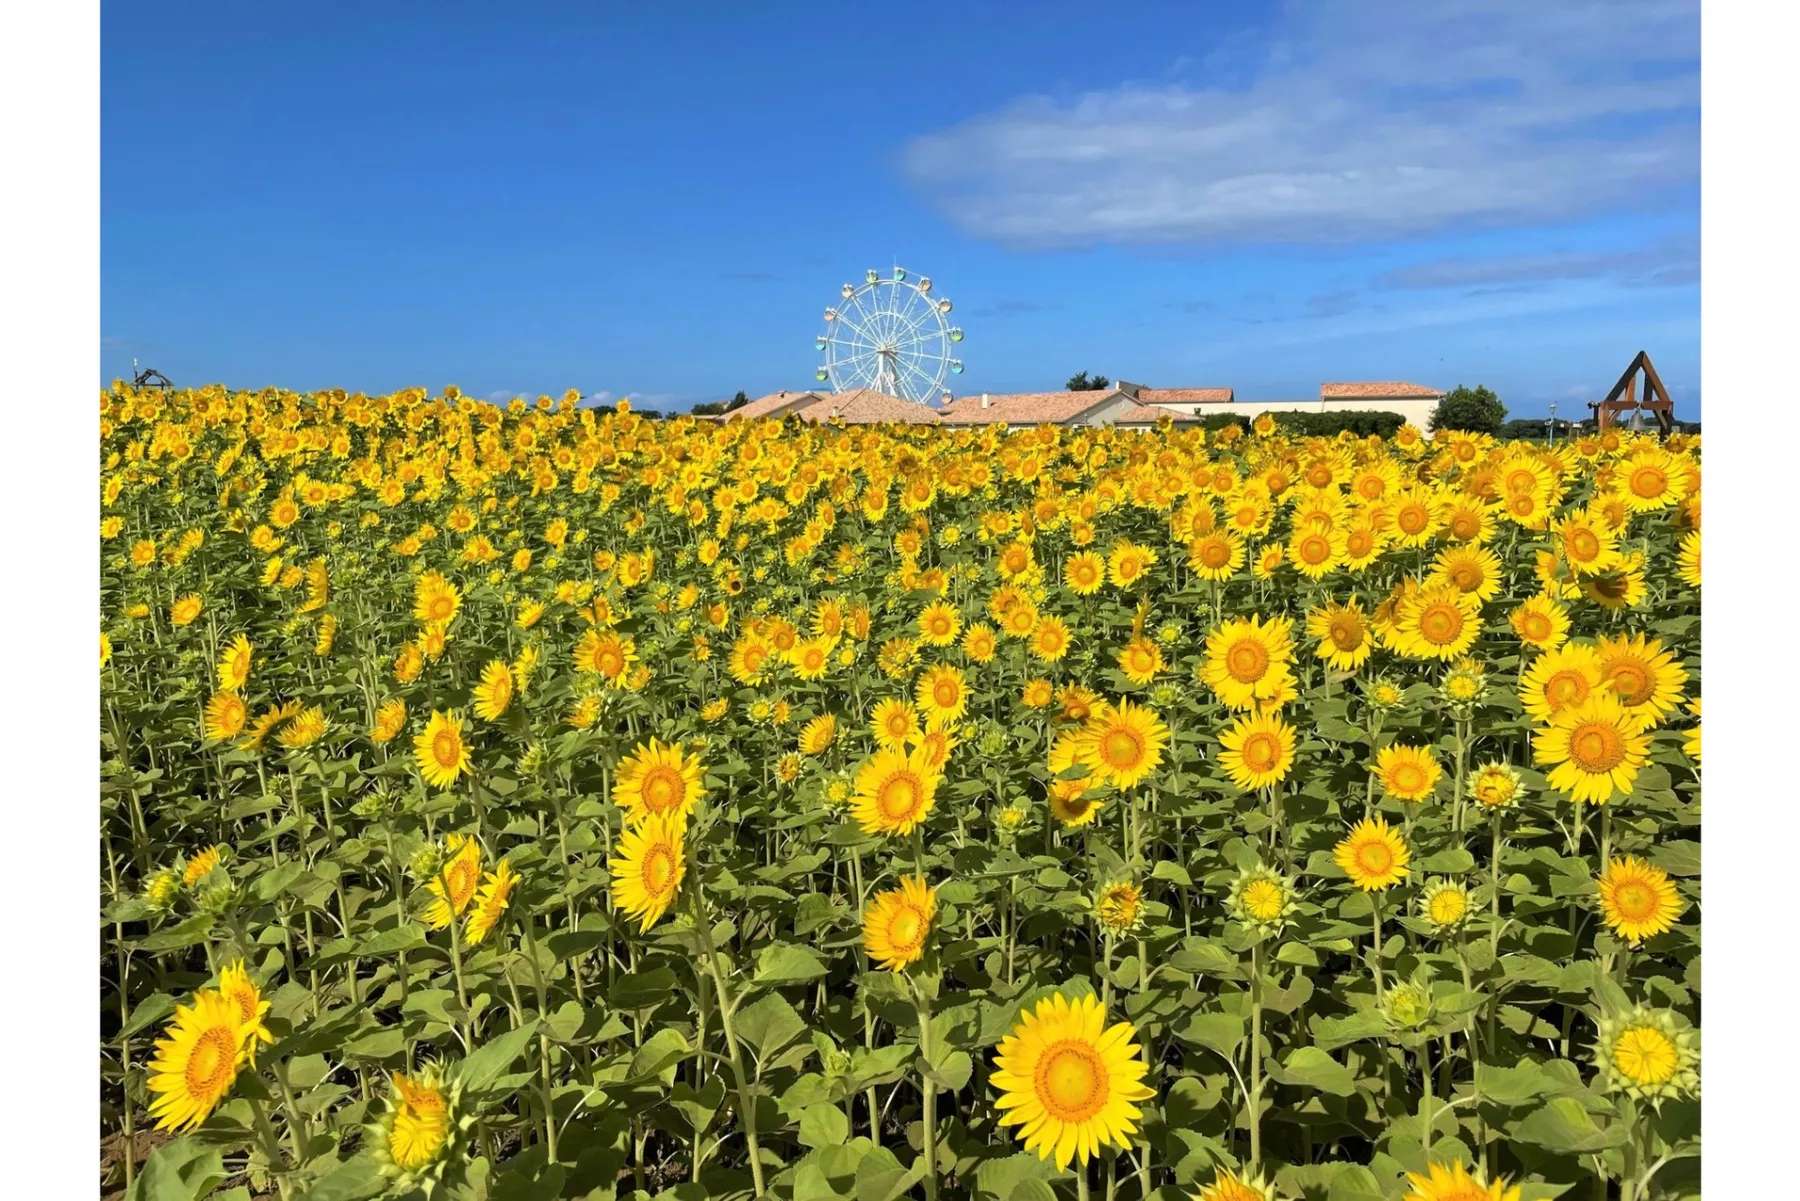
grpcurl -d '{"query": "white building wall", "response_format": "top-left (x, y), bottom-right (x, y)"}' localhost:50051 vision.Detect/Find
top-left (1148, 396), bottom-right (1440, 431)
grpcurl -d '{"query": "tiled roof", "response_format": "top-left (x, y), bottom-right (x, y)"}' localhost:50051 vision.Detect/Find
top-left (1320, 381), bottom-right (1443, 399)
top-left (795, 389), bottom-right (942, 425)
top-left (722, 390), bottom-right (823, 421)
top-left (940, 389), bottom-right (1141, 425)
top-left (1138, 387), bottom-right (1234, 403)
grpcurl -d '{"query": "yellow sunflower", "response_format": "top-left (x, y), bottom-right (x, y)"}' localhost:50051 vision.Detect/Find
top-left (1429, 544), bottom-right (1504, 602)
top-left (183, 844), bottom-right (224, 888)
top-left (1305, 599), bottom-right (1372, 672)
top-left (1597, 856), bottom-right (1683, 945)
top-left (1115, 634), bottom-right (1164, 685)
top-left (1095, 881), bottom-right (1144, 935)
top-left (1390, 582), bottom-right (1481, 661)
top-left (1202, 615), bottom-right (1295, 710)
top-left (171, 594), bottom-right (204, 627)
top-left (1677, 529), bottom-right (1701, 587)
top-left (423, 834), bottom-right (483, 929)
top-left (871, 698), bottom-right (920, 749)
top-left (1187, 531), bottom-right (1245, 581)
top-left (1194, 1166), bottom-right (1278, 1201)
top-left (917, 600), bottom-right (962, 647)
top-left (464, 859), bottom-right (518, 946)
top-left (1334, 816), bottom-right (1410, 891)
top-left (1286, 524), bottom-right (1345, 579)
top-left (216, 959), bottom-right (274, 1065)
top-left (862, 875), bottom-right (937, 971)
top-left (203, 691), bottom-right (248, 742)
top-left (1029, 614), bottom-right (1073, 663)
top-left (798, 713), bottom-right (838, 756)
top-left (1683, 697), bottom-right (1700, 765)
top-left (916, 664), bottom-right (970, 725)
top-left (1216, 711), bottom-right (1296, 791)
top-left (414, 710), bottom-right (473, 790)
top-left (962, 622), bottom-right (999, 663)
top-left (146, 989), bottom-right (254, 1132)
top-left (1507, 593), bottom-right (1569, 652)
top-left (1533, 692), bottom-right (1651, 804)
top-left (1402, 1161), bottom-right (1521, 1201)
top-left (413, 570), bottom-right (461, 626)
top-left (216, 633), bottom-right (253, 691)
top-left (575, 628), bottom-right (638, 682)
top-left (609, 812), bottom-right (686, 932)
top-left (472, 659), bottom-right (514, 721)
top-left (1594, 632), bottom-right (1687, 725)
top-left (1595, 1005), bottom-right (1700, 1102)
top-left (371, 697), bottom-right (407, 744)
top-left (990, 992), bottom-right (1155, 1169)
top-left (851, 747), bottom-right (942, 836)
top-left (612, 738), bottom-right (706, 827)
top-left (1064, 551), bottom-right (1106, 595)
top-left (1075, 698), bottom-right (1169, 790)
top-left (1519, 643), bottom-right (1603, 722)
top-left (1471, 762), bottom-right (1523, 810)
top-left (1374, 743), bottom-right (1442, 803)
top-left (1550, 510), bottom-right (1621, 576)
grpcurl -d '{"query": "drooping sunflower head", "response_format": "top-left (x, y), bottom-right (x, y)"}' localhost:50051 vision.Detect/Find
top-left (371, 697), bottom-right (408, 744)
top-left (862, 875), bottom-right (937, 971)
top-left (797, 713), bottom-right (838, 757)
top-left (1597, 856), bottom-right (1684, 946)
top-left (989, 991), bottom-right (1156, 1169)
top-left (1594, 1004), bottom-right (1700, 1104)
top-left (1334, 816), bottom-right (1411, 892)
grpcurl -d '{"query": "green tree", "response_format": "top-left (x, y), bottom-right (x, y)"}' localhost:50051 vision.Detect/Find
top-left (691, 390), bottom-right (750, 417)
top-left (1066, 371), bottom-right (1111, 392)
top-left (1430, 384), bottom-right (1506, 435)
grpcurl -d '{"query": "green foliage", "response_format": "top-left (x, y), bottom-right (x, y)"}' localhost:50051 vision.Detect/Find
top-left (1431, 384), bottom-right (1507, 434)
top-left (1066, 371), bottom-right (1111, 391)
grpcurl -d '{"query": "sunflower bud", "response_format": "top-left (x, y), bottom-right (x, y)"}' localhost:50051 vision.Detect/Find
top-left (408, 842), bottom-right (444, 881)
top-left (1381, 977), bottom-right (1437, 1031)
top-left (1594, 1004), bottom-right (1700, 1104)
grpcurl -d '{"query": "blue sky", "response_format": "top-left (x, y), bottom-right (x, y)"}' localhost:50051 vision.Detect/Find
top-left (102, 0), bottom-right (1699, 418)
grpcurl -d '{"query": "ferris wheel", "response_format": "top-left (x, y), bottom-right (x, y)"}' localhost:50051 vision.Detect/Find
top-left (815, 267), bottom-right (964, 403)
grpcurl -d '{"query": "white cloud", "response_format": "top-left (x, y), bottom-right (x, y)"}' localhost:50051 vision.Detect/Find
top-left (901, 1), bottom-right (1698, 247)
top-left (1379, 236), bottom-right (1699, 289)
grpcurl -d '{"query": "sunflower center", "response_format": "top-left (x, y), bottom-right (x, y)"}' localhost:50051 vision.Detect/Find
top-left (1242, 733), bottom-right (1280, 772)
top-left (1613, 1027), bottom-right (1678, 1084)
top-left (1418, 603), bottom-right (1462, 644)
top-left (1521, 612), bottom-right (1551, 640)
top-left (641, 845), bottom-right (676, 896)
top-left (934, 680), bottom-right (960, 708)
top-left (432, 729), bottom-right (462, 769)
top-left (1102, 728), bottom-right (1145, 770)
top-left (1546, 672), bottom-right (1590, 708)
top-left (878, 773), bottom-right (923, 821)
top-left (1430, 891), bottom-right (1467, 924)
top-left (1614, 880), bottom-right (1657, 921)
top-left (428, 596), bottom-right (452, 621)
top-left (641, 767), bottom-right (684, 813)
top-left (1329, 616), bottom-right (1363, 650)
top-left (1201, 541), bottom-right (1229, 568)
top-left (1298, 535), bottom-right (1331, 565)
top-left (886, 906), bottom-right (925, 951)
top-left (598, 649), bottom-right (623, 675)
top-left (447, 859), bottom-right (477, 905)
top-left (185, 1026), bottom-right (238, 1098)
top-left (1226, 640), bottom-right (1270, 683)
top-left (1450, 513), bottom-right (1477, 539)
top-left (1356, 841), bottom-right (1395, 876)
top-left (1568, 529), bottom-right (1600, 560)
top-left (1570, 721), bottom-right (1628, 772)
top-left (1392, 764), bottom-right (1426, 793)
top-left (1398, 506), bottom-right (1429, 534)
top-left (1630, 467), bottom-right (1667, 499)
top-left (1243, 879), bottom-right (1285, 920)
top-left (1607, 664), bottom-right (1650, 704)
top-left (1450, 564), bottom-right (1482, 591)
top-left (1035, 1040), bottom-right (1110, 1122)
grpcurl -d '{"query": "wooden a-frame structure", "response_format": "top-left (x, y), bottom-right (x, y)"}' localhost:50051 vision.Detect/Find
top-left (1589, 351), bottom-right (1673, 435)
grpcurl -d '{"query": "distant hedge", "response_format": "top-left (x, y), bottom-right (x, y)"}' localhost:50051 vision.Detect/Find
top-left (1198, 410), bottom-right (1408, 438)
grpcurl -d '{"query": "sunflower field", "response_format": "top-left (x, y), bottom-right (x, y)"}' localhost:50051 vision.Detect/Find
top-left (100, 385), bottom-right (1701, 1201)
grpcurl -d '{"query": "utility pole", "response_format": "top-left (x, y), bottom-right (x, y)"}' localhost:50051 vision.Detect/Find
top-left (1547, 400), bottom-right (1557, 449)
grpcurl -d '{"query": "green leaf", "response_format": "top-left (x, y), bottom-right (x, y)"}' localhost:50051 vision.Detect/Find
top-left (1150, 860), bottom-right (1192, 886)
top-left (128, 1138), bottom-right (226, 1201)
top-left (1269, 1046), bottom-right (1357, 1096)
top-left (1651, 839), bottom-right (1701, 877)
top-left (1176, 1012), bottom-right (1246, 1057)
top-left (119, 992), bottom-right (179, 1041)
top-left (253, 860), bottom-right (308, 901)
top-left (799, 1102), bottom-right (851, 1148)
top-left (1312, 1011), bottom-right (1389, 1051)
top-left (342, 1025), bottom-right (407, 1061)
top-left (1476, 1060), bottom-right (1561, 1107)
top-left (628, 1026), bottom-right (692, 1082)
top-left (1415, 847), bottom-right (1475, 874)
top-left (461, 1020), bottom-right (540, 1096)
top-left (855, 1146), bottom-right (926, 1201)
top-left (136, 914), bottom-right (215, 952)
top-left (609, 965), bottom-right (678, 1010)
top-left (355, 925), bottom-right (426, 956)
top-left (754, 942), bottom-right (830, 986)
top-left (1511, 1097), bottom-right (1630, 1153)
top-left (924, 1048), bottom-right (973, 1092)
top-left (974, 1152), bottom-right (1057, 1201)
top-left (735, 992), bottom-right (808, 1059)
top-left (1325, 1164), bottom-right (1389, 1201)
top-left (304, 1154), bottom-right (387, 1201)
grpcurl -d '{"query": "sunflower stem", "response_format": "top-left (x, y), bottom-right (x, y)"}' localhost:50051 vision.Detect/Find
top-left (1248, 937), bottom-right (1263, 1169)
top-left (689, 886), bottom-right (767, 1198)
top-left (1370, 895), bottom-right (1386, 996)
top-left (246, 1091), bottom-right (295, 1201)
top-left (914, 979), bottom-right (941, 1201)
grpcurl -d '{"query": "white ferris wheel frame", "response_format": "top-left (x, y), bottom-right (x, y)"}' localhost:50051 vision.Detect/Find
top-left (818, 270), bottom-right (961, 403)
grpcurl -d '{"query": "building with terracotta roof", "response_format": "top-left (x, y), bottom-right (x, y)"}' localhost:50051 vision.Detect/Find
top-left (701, 378), bottom-right (1442, 430)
